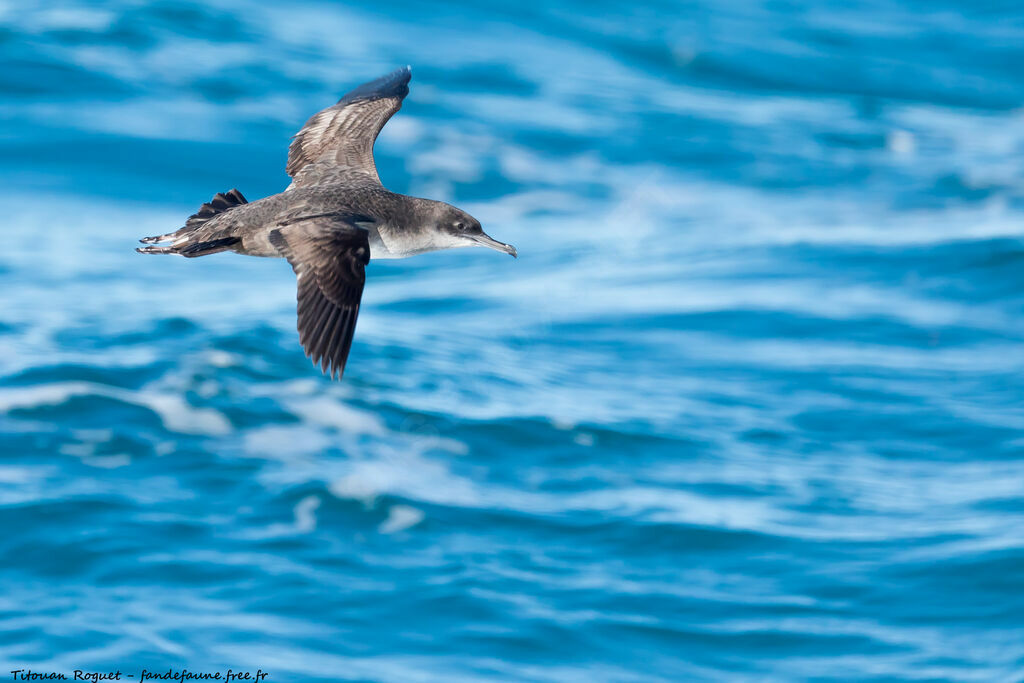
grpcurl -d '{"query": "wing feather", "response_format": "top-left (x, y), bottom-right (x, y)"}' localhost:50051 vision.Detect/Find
top-left (269, 215), bottom-right (372, 380)
top-left (287, 66), bottom-right (411, 188)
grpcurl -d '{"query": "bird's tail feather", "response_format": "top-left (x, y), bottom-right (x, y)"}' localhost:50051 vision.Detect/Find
top-left (136, 237), bottom-right (240, 258)
top-left (139, 188), bottom-right (248, 245)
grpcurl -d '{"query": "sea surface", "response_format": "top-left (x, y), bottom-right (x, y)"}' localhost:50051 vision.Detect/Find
top-left (2, 1), bottom-right (1024, 681)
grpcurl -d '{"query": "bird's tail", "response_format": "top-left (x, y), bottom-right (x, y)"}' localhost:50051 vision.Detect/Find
top-left (137, 237), bottom-right (240, 257)
top-left (138, 189), bottom-right (248, 252)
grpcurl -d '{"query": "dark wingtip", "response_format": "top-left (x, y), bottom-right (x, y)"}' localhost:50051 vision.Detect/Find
top-left (339, 66), bottom-right (412, 104)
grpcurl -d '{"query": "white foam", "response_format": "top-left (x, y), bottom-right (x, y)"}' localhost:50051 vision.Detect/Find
top-left (887, 129), bottom-right (916, 156)
top-left (82, 454), bottom-right (132, 469)
top-left (327, 445), bottom-right (483, 510)
top-left (206, 350), bottom-right (241, 368)
top-left (136, 392), bottom-right (231, 436)
top-left (379, 505), bottom-right (425, 534)
top-left (573, 432), bottom-right (595, 447)
top-left (286, 396), bottom-right (386, 436)
top-left (242, 425), bottom-right (332, 459)
top-left (292, 495), bottom-right (320, 533)
top-left (16, 7), bottom-right (114, 31)
top-left (0, 382), bottom-right (231, 436)
top-left (328, 474), bottom-right (380, 508)
top-left (0, 466), bottom-right (47, 484)
top-left (58, 442), bottom-right (95, 458)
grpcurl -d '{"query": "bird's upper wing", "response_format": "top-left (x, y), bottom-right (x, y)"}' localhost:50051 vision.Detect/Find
top-left (286, 66), bottom-right (411, 188)
top-left (269, 215), bottom-right (372, 380)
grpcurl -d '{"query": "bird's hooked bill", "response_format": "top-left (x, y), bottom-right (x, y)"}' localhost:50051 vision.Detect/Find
top-left (472, 232), bottom-right (517, 258)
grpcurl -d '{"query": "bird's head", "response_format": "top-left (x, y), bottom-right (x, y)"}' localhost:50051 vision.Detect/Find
top-left (433, 203), bottom-right (517, 257)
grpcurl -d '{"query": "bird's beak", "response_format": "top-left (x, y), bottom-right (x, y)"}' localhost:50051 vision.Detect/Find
top-left (471, 232), bottom-right (517, 258)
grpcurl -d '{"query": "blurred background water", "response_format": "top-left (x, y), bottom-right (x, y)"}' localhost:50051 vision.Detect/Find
top-left (1, 1), bottom-right (1023, 680)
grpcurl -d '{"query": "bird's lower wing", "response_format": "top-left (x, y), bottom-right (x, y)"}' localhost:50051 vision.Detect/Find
top-left (269, 215), bottom-right (372, 380)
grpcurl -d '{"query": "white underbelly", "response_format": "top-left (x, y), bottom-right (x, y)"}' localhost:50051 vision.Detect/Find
top-left (368, 226), bottom-right (412, 259)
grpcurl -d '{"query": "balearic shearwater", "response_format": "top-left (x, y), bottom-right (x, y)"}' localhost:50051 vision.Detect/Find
top-left (137, 66), bottom-right (516, 380)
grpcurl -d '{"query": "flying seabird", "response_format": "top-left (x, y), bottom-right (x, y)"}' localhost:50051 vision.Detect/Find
top-left (137, 66), bottom-right (517, 380)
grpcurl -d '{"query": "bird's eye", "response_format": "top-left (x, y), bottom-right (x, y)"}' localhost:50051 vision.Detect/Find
top-left (454, 221), bottom-right (465, 231)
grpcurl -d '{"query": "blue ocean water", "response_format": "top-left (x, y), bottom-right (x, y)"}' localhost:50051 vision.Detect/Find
top-left (2, 0), bottom-right (1024, 680)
